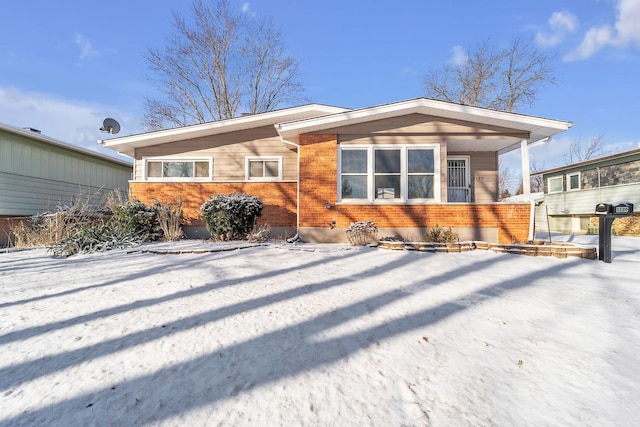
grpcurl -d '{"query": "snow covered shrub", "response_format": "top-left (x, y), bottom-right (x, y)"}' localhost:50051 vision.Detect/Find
top-left (346, 221), bottom-right (378, 246)
top-left (50, 223), bottom-right (139, 257)
top-left (200, 193), bottom-right (264, 240)
top-left (153, 198), bottom-right (184, 241)
top-left (425, 225), bottom-right (458, 243)
top-left (110, 199), bottom-right (161, 241)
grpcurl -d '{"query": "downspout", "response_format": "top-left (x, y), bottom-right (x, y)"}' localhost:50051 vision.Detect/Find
top-left (278, 134), bottom-right (301, 240)
top-left (528, 198), bottom-right (536, 242)
top-left (522, 136), bottom-right (552, 242)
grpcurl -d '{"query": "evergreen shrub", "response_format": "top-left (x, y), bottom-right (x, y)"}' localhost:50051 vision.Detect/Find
top-left (200, 193), bottom-right (264, 240)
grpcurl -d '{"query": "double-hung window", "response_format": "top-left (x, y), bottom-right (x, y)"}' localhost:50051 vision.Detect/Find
top-left (339, 145), bottom-right (439, 202)
top-left (374, 149), bottom-right (401, 198)
top-left (246, 156), bottom-right (282, 181)
top-left (407, 149), bottom-right (435, 199)
top-left (144, 158), bottom-right (212, 180)
top-left (341, 149), bottom-right (368, 199)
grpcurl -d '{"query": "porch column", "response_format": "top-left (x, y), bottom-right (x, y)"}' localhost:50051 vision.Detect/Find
top-left (520, 139), bottom-right (530, 199)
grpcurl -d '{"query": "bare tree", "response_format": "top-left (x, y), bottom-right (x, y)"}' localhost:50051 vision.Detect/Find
top-left (506, 159), bottom-right (546, 197)
top-left (143, 0), bottom-right (305, 130)
top-left (529, 159), bottom-right (546, 193)
top-left (498, 159), bottom-right (514, 200)
top-left (424, 38), bottom-right (556, 113)
top-left (564, 134), bottom-right (608, 164)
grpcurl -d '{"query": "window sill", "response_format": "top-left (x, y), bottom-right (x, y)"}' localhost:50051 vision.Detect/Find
top-left (337, 199), bottom-right (441, 205)
top-left (143, 178), bottom-right (213, 182)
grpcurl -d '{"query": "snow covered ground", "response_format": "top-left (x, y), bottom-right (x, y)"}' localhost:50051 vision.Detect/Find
top-left (1, 234), bottom-right (639, 426)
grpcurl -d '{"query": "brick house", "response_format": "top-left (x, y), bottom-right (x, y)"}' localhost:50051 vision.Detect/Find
top-left (532, 148), bottom-right (640, 235)
top-left (100, 98), bottom-right (572, 243)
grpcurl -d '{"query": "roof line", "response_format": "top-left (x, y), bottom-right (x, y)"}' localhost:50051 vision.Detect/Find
top-left (0, 121), bottom-right (132, 167)
top-left (532, 147), bottom-right (640, 176)
top-left (100, 103), bottom-right (348, 146)
top-left (276, 97), bottom-right (572, 144)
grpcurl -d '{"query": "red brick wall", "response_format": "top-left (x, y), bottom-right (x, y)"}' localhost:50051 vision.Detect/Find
top-left (298, 134), bottom-right (531, 243)
top-left (129, 182), bottom-right (297, 227)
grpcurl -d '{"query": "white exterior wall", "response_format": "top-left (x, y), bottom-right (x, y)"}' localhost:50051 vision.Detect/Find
top-left (0, 131), bottom-right (132, 216)
top-left (535, 182), bottom-right (640, 233)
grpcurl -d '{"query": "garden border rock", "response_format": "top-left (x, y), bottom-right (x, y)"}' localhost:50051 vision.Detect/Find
top-left (378, 240), bottom-right (597, 259)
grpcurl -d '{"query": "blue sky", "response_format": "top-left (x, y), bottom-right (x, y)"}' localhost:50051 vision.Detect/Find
top-left (1, 0), bottom-right (639, 179)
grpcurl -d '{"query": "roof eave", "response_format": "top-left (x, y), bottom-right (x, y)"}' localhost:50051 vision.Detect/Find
top-left (276, 98), bottom-right (573, 145)
top-left (99, 104), bottom-right (349, 153)
top-left (532, 147), bottom-right (640, 176)
top-left (0, 122), bottom-right (132, 167)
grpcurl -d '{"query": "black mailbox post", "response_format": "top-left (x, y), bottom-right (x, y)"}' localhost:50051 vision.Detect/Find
top-left (595, 202), bottom-right (634, 263)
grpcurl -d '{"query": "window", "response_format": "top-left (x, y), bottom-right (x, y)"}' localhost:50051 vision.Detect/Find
top-left (567, 172), bottom-right (580, 191)
top-left (339, 145), bottom-right (440, 202)
top-left (341, 149), bottom-right (368, 199)
top-left (548, 176), bottom-right (563, 193)
top-left (408, 149), bottom-right (435, 199)
top-left (144, 158), bottom-right (212, 180)
top-left (246, 157), bottom-right (282, 180)
top-left (375, 149), bottom-right (401, 199)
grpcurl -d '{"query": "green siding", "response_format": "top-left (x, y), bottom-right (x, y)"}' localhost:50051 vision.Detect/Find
top-left (0, 130), bottom-right (131, 216)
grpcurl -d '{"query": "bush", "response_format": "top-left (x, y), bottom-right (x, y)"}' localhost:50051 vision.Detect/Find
top-left (9, 190), bottom-right (185, 256)
top-left (200, 193), bottom-right (264, 240)
top-left (346, 221), bottom-right (378, 246)
top-left (153, 198), bottom-right (184, 241)
top-left (247, 224), bottom-right (271, 243)
top-left (110, 199), bottom-right (161, 241)
top-left (425, 225), bottom-right (459, 243)
top-left (50, 222), bottom-right (139, 257)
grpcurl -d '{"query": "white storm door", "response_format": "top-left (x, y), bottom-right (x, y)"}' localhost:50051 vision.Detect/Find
top-left (447, 157), bottom-right (470, 202)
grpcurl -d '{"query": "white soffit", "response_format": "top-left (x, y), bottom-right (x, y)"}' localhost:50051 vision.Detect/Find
top-left (276, 98), bottom-right (573, 144)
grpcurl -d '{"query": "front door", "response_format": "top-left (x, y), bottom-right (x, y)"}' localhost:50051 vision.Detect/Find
top-left (447, 157), bottom-right (470, 202)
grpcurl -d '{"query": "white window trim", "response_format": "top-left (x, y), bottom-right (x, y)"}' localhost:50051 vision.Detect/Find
top-left (143, 156), bottom-right (213, 181)
top-left (547, 176), bottom-right (563, 194)
top-left (245, 156), bottom-right (283, 181)
top-left (566, 171), bottom-right (581, 191)
top-left (337, 144), bottom-right (441, 203)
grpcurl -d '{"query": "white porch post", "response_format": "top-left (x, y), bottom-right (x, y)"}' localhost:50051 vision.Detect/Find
top-left (521, 138), bottom-right (536, 242)
top-left (520, 139), bottom-right (531, 199)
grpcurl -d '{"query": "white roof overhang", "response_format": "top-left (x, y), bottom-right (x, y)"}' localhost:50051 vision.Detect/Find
top-left (99, 104), bottom-right (348, 157)
top-left (276, 98), bottom-right (573, 154)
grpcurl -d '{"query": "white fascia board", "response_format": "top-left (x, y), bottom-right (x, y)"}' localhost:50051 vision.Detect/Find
top-left (276, 98), bottom-right (573, 144)
top-left (99, 104), bottom-right (348, 153)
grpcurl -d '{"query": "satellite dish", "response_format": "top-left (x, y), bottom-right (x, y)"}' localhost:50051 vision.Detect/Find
top-left (100, 118), bottom-right (121, 135)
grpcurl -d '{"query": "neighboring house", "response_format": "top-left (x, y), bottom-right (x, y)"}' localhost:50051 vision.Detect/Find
top-left (0, 122), bottom-right (132, 245)
top-left (533, 148), bottom-right (640, 234)
top-left (100, 98), bottom-right (572, 243)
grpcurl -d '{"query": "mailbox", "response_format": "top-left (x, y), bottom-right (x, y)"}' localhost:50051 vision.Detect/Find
top-left (595, 202), bottom-right (634, 263)
top-left (595, 202), bottom-right (633, 215)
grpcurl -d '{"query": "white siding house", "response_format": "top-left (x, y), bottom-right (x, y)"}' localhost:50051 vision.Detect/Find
top-left (0, 123), bottom-right (132, 245)
top-left (533, 148), bottom-right (640, 233)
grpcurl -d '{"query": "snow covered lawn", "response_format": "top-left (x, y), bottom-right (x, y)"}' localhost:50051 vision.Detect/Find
top-left (1, 235), bottom-right (639, 426)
